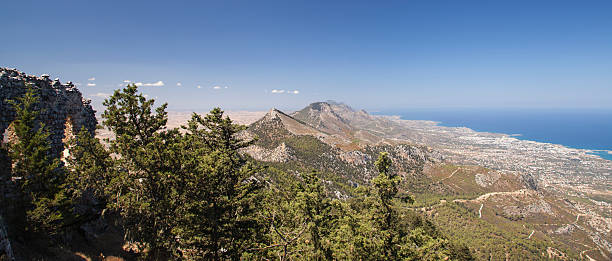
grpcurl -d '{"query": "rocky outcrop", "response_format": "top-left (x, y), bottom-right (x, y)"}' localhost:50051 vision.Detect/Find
top-left (520, 173), bottom-right (539, 190)
top-left (475, 171), bottom-right (502, 188)
top-left (0, 68), bottom-right (97, 159)
top-left (242, 143), bottom-right (296, 162)
top-left (338, 150), bottom-right (372, 165)
top-left (502, 199), bottom-right (554, 218)
top-left (552, 224), bottom-right (575, 235)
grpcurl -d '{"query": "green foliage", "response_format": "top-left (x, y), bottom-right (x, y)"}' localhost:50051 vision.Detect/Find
top-left (101, 84), bottom-right (179, 257)
top-left (100, 85), bottom-right (265, 259)
top-left (294, 171), bottom-right (335, 260)
top-left (371, 152), bottom-right (403, 259)
top-left (251, 154), bottom-right (469, 260)
top-left (429, 202), bottom-right (575, 260)
top-left (67, 127), bottom-right (115, 203)
top-left (172, 109), bottom-right (264, 260)
top-left (5, 84), bottom-right (72, 237)
top-left (3, 83), bottom-right (474, 260)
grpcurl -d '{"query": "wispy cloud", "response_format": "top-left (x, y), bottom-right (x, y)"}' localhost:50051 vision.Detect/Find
top-left (87, 83), bottom-right (96, 87)
top-left (135, 81), bottom-right (164, 87)
top-left (213, 86), bottom-right (222, 90)
top-left (90, 92), bottom-right (110, 98)
top-left (88, 77), bottom-right (96, 81)
top-left (176, 82), bottom-right (182, 87)
top-left (271, 89), bottom-right (299, 94)
top-left (117, 80), bottom-right (132, 87)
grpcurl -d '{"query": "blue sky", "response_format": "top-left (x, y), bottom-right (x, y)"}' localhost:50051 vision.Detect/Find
top-left (2, 0), bottom-right (611, 112)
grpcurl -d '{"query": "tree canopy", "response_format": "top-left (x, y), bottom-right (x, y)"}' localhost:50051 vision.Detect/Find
top-left (1, 84), bottom-right (472, 260)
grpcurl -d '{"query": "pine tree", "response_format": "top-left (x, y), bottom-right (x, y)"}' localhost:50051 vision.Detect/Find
top-left (6, 84), bottom-right (71, 236)
top-left (295, 171), bottom-right (335, 260)
top-left (101, 85), bottom-right (265, 259)
top-left (174, 109), bottom-right (264, 260)
top-left (66, 127), bottom-right (115, 211)
top-left (101, 84), bottom-right (179, 258)
top-left (371, 151), bottom-right (402, 259)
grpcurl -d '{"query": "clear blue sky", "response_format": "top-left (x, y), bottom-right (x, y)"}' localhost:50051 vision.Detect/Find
top-left (2, 0), bottom-right (611, 112)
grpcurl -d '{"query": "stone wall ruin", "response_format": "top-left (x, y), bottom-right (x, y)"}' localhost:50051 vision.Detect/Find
top-left (0, 67), bottom-right (97, 159)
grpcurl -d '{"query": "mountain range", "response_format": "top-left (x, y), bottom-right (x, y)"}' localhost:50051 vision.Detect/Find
top-left (91, 99), bottom-right (611, 259)
top-left (236, 101), bottom-right (611, 260)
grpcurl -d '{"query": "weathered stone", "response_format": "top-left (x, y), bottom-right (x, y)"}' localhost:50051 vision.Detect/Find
top-left (0, 67), bottom-right (97, 159)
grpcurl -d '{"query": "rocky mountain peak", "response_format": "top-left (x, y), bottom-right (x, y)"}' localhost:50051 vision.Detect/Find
top-left (262, 108), bottom-right (291, 122)
top-left (310, 101), bottom-right (332, 111)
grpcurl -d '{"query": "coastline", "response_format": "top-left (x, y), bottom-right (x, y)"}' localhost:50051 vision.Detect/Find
top-left (379, 112), bottom-right (612, 162)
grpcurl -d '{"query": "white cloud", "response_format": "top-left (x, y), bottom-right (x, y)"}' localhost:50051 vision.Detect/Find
top-left (87, 83), bottom-right (96, 87)
top-left (224, 86), bottom-right (229, 89)
top-left (135, 81), bottom-right (164, 87)
top-left (213, 86), bottom-right (222, 90)
top-left (176, 82), bottom-right (182, 86)
top-left (270, 89), bottom-right (299, 94)
top-left (90, 92), bottom-right (110, 98)
top-left (197, 85), bottom-right (202, 89)
top-left (88, 77), bottom-right (96, 81)
top-left (118, 80), bottom-right (132, 87)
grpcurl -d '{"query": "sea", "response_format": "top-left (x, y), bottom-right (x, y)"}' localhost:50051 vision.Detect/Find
top-left (375, 109), bottom-right (612, 161)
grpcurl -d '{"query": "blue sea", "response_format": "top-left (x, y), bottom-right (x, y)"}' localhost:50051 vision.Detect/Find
top-left (376, 109), bottom-right (612, 161)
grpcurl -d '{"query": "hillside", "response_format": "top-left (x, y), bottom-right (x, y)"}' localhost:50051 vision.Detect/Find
top-left (243, 108), bottom-right (437, 196)
top-left (243, 101), bottom-right (611, 260)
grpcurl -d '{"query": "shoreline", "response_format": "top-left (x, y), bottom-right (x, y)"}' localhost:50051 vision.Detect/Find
top-left (380, 113), bottom-right (612, 162)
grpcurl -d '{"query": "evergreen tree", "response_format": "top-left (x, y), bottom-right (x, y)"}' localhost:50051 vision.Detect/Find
top-left (295, 171), bottom-right (335, 260)
top-left (245, 169), bottom-right (306, 260)
top-left (101, 86), bottom-right (265, 259)
top-left (101, 84), bottom-right (180, 258)
top-left (371, 151), bottom-right (402, 259)
top-left (6, 84), bottom-right (71, 236)
top-left (66, 127), bottom-right (115, 212)
top-left (174, 109), bottom-right (264, 260)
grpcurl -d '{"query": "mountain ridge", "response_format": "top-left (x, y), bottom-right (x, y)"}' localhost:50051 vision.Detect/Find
top-left (240, 101), bottom-right (611, 260)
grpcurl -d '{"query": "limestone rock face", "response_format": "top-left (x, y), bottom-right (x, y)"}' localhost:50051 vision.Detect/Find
top-left (0, 68), bottom-right (97, 159)
top-left (242, 143), bottom-right (296, 163)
